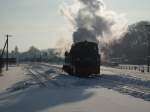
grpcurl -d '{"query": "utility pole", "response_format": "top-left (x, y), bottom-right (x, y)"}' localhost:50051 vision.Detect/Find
top-left (0, 35), bottom-right (12, 71)
top-left (6, 34), bottom-right (12, 71)
top-left (0, 34), bottom-right (12, 71)
top-left (6, 35), bottom-right (8, 71)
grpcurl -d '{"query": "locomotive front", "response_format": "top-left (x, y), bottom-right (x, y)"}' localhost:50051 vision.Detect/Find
top-left (63, 41), bottom-right (101, 77)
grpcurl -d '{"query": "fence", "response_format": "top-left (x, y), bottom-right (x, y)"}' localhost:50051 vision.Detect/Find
top-left (118, 64), bottom-right (150, 73)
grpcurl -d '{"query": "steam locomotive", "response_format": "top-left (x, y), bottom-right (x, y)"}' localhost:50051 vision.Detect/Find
top-left (63, 41), bottom-right (101, 77)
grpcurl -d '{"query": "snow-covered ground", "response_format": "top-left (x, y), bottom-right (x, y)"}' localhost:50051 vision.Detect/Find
top-left (0, 65), bottom-right (31, 92)
top-left (0, 63), bottom-right (150, 112)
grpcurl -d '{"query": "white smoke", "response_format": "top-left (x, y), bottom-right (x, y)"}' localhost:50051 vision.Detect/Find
top-left (55, 37), bottom-right (72, 57)
top-left (60, 0), bottom-right (128, 43)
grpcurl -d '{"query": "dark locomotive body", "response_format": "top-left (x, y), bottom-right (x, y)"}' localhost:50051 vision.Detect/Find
top-left (63, 41), bottom-right (101, 77)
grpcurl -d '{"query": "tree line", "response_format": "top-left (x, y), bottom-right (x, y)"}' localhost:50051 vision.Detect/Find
top-left (0, 46), bottom-right (64, 64)
top-left (105, 21), bottom-right (150, 65)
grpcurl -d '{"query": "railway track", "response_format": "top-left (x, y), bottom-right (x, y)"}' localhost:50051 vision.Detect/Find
top-left (28, 63), bottom-right (62, 88)
top-left (28, 69), bottom-right (48, 87)
top-left (27, 63), bottom-right (150, 101)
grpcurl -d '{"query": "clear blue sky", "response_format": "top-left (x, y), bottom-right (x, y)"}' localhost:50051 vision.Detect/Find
top-left (0, 0), bottom-right (150, 51)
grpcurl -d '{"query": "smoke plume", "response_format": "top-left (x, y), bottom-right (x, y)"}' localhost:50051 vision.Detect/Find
top-left (60, 0), bottom-right (128, 43)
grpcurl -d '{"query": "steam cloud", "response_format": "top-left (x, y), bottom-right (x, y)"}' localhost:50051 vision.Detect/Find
top-left (61, 0), bottom-right (128, 43)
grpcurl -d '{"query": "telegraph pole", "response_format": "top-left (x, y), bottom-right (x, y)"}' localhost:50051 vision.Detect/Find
top-left (5, 34), bottom-right (12, 71)
top-left (6, 34), bottom-right (11, 71)
top-left (0, 34), bottom-right (12, 71)
top-left (6, 35), bottom-right (8, 70)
